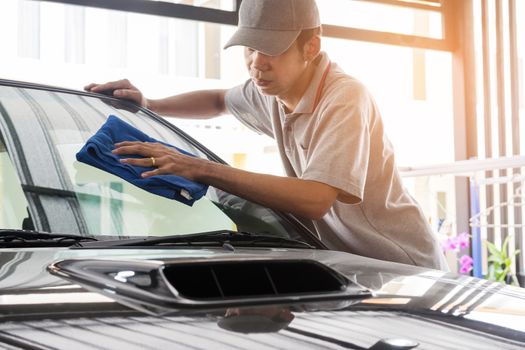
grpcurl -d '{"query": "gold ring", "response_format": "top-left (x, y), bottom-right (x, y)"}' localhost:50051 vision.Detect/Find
top-left (150, 157), bottom-right (156, 167)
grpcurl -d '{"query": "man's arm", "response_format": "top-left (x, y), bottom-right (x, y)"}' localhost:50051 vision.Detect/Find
top-left (85, 79), bottom-right (228, 119)
top-left (147, 89), bottom-right (228, 119)
top-left (198, 161), bottom-right (340, 220)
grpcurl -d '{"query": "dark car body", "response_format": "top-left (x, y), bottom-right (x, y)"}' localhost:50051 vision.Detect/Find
top-left (0, 79), bottom-right (524, 349)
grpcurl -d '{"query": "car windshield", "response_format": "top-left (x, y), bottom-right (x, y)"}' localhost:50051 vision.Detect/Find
top-left (0, 83), bottom-right (307, 241)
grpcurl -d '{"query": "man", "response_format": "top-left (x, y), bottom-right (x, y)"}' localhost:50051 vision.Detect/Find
top-left (85, 0), bottom-right (447, 270)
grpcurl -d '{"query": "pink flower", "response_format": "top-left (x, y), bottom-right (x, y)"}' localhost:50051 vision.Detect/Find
top-left (441, 233), bottom-right (470, 253)
top-left (457, 232), bottom-right (470, 249)
top-left (459, 254), bottom-right (473, 274)
top-left (442, 237), bottom-right (458, 252)
top-left (459, 254), bottom-right (473, 265)
top-left (459, 264), bottom-right (473, 274)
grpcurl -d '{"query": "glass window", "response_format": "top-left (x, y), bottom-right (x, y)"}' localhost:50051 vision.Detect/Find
top-left (17, 0), bottom-right (40, 59)
top-left (317, 0), bottom-right (443, 39)
top-left (0, 138), bottom-right (30, 230)
top-left (0, 84), bottom-right (303, 240)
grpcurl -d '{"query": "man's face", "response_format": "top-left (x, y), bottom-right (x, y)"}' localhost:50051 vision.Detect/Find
top-left (244, 42), bottom-right (308, 99)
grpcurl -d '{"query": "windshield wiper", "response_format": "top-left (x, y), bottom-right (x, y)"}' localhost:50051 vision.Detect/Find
top-left (76, 230), bottom-right (315, 249)
top-left (0, 229), bottom-right (98, 248)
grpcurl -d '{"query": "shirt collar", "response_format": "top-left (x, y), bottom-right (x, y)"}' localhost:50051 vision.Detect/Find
top-left (287, 51), bottom-right (331, 115)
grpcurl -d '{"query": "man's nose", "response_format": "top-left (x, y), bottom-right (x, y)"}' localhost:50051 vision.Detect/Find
top-left (251, 51), bottom-right (270, 71)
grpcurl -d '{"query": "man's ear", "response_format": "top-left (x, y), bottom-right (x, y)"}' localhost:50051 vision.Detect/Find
top-left (303, 35), bottom-right (321, 61)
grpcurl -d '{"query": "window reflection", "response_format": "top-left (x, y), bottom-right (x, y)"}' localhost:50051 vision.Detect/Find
top-left (0, 85), bottom-right (306, 239)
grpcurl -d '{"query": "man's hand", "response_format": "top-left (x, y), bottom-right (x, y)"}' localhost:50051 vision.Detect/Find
top-left (112, 141), bottom-right (206, 181)
top-left (84, 79), bottom-right (148, 108)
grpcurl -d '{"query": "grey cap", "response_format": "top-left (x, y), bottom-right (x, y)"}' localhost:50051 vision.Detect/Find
top-left (224, 0), bottom-right (321, 56)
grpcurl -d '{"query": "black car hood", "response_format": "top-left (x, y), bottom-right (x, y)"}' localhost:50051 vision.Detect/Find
top-left (1, 247), bottom-right (524, 349)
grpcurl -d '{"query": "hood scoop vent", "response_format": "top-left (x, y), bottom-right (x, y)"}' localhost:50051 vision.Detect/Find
top-left (164, 260), bottom-right (349, 299)
top-left (49, 258), bottom-right (371, 315)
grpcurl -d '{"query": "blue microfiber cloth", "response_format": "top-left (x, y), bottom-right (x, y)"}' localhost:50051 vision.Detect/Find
top-left (76, 115), bottom-right (208, 206)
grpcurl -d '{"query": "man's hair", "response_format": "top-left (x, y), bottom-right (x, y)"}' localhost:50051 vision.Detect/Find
top-left (296, 26), bottom-right (322, 51)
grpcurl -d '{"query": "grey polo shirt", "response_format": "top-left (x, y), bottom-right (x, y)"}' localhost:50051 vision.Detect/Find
top-left (225, 51), bottom-right (447, 270)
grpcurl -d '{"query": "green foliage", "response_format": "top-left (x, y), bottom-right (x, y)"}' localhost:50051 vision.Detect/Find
top-left (484, 235), bottom-right (520, 286)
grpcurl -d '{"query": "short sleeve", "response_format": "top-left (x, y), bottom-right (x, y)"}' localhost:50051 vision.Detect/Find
top-left (225, 80), bottom-right (274, 137)
top-left (301, 83), bottom-right (372, 204)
